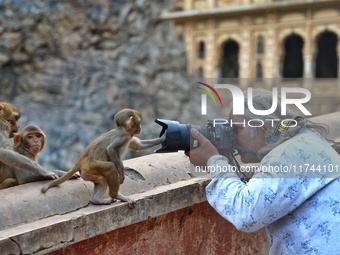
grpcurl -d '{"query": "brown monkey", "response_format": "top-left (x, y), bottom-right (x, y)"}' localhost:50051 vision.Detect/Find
top-left (13, 125), bottom-right (74, 184)
top-left (42, 108), bottom-right (164, 208)
top-left (0, 102), bottom-right (21, 138)
top-left (0, 103), bottom-right (58, 189)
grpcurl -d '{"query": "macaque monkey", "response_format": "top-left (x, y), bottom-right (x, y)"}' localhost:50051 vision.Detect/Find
top-left (13, 125), bottom-right (73, 184)
top-left (0, 102), bottom-right (21, 138)
top-left (0, 103), bottom-right (58, 189)
top-left (42, 108), bottom-right (164, 208)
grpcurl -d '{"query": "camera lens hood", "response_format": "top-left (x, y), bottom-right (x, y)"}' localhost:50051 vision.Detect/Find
top-left (154, 119), bottom-right (191, 153)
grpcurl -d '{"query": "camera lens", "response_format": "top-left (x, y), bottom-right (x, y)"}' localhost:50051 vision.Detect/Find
top-left (154, 119), bottom-right (208, 153)
top-left (154, 118), bottom-right (234, 153)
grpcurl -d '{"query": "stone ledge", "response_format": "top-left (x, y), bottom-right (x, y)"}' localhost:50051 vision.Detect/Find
top-left (0, 151), bottom-right (203, 255)
top-left (0, 152), bottom-right (192, 232)
top-left (0, 177), bottom-right (210, 255)
top-left (0, 179), bottom-right (93, 231)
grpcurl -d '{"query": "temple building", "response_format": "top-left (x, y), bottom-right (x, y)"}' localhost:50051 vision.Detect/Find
top-left (162, 0), bottom-right (340, 79)
top-left (162, 0), bottom-right (340, 114)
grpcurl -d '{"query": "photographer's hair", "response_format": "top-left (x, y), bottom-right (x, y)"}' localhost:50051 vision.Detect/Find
top-left (243, 88), bottom-right (328, 159)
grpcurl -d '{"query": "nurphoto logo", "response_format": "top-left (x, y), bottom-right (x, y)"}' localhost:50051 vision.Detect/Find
top-left (196, 82), bottom-right (223, 114)
top-left (199, 83), bottom-right (311, 116)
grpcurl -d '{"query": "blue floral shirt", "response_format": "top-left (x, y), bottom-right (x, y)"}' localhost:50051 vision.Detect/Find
top-left (206, 129), bottom-right (340, 255)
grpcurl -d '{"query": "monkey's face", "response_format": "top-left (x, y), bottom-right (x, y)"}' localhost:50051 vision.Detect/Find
top-left (8, 113), bottom-right (20, 138)
top-left (129, 117), bottom-right (142, 135)
top-left (0, 103), bottom-right (21, 138)
top-left (24, 132), bottom-right (44, 154)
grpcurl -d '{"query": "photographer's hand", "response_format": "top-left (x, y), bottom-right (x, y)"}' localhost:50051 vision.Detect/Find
top-left (184, 128), bottom-right (220, 167)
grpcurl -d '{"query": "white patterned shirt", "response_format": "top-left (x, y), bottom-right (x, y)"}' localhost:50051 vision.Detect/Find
top-left (206, 129), bottom-right (340, 255)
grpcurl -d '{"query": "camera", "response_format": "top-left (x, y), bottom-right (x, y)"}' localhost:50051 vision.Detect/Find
top-left (154, 118), bottom-right (236, 153)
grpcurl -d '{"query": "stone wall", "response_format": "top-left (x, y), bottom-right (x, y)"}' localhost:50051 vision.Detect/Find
top-left (47, 202), bottom-right (269, 255)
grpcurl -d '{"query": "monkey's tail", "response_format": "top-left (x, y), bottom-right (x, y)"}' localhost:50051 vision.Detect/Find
top-left (41, 164), bottom-right (80, 193)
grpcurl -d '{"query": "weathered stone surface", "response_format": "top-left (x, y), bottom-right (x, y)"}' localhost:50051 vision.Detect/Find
top-left (0, 177), bottom-right (210, 255)
top-left (47, 202), bottom-right (269, 255)
top-left (0, 151), bottom-right (196, 254)
top-left (0, 152), bottom-right (192, 232)
top-left (120, 152), bottom-right (192, 194)
top-left (0, 179), bottom-right (93, 231)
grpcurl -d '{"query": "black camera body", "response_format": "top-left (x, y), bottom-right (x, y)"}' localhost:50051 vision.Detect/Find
top-left (155, 118), bottom-right (236, 154)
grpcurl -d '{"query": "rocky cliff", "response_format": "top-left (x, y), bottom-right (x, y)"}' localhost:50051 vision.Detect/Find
top-left (0, 0), bottom-right (191, 169)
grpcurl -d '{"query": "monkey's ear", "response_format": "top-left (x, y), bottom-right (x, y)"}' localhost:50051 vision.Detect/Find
top-left (127, 116), bottom-right (134, 129)
top-left (13, 134), bottom-right (20, 145)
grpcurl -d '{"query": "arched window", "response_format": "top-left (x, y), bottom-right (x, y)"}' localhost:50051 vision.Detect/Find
top-left (198, 41), bottom-right (205, 59)
top-left (220, 40), bottom-right (239, 78)
top-left (257, 36), bottom-right (264, 54)
top-left (282, 34), bottom-right (304, 78)
top-left (315, 31), bottom-right (338, 78)
top-left (256, 61), bottom-right (263, 78)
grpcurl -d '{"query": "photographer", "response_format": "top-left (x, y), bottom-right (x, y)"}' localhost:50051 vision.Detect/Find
top-left (185, 88), bottom-right (340, 254)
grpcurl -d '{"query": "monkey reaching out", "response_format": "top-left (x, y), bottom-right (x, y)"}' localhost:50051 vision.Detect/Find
top-left (13, 125), bottom-right (74, 184)
top-left (42, 109), bottom-right (164, 208)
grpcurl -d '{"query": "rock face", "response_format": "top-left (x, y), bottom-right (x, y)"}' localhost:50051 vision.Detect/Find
top-left (0, 0), bottom-right (191, 169)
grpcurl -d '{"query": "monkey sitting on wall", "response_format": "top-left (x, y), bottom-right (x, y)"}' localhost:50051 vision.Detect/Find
top-left (42, 109), bottom-right (164, 208)
top-left (0, 103), bottom-right (58, 189)
top-left (13, 125), bottom-right (77, 184)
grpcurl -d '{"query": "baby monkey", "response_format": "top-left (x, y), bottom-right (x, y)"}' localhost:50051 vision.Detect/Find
top-left (42, 109), bottom-right (164, 208)
top-left (13, 125), bottom-right (71, 184)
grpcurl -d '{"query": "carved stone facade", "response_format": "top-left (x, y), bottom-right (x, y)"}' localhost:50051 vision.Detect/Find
top-left (163, 0), bottom-right (340, 80)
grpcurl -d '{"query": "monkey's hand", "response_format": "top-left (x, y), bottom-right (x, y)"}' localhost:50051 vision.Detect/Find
top-left (44, 171), bottom-right (58, 180)
top-left (118, 170), bottom-right (125, 184)
top-left (114, 161), bottom-right (125, 184)
top-left (72, 172), bottom-right (81, 179)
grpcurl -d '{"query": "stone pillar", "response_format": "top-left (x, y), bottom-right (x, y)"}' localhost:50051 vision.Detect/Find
top-left (303, 54), bottom-right (313, 78)
top-left (265, 13), bottom-right (277, 79)
top-left (304, 15), bottom-right (313, 79)
top-left (184, 0), bottom-right (193, 10)
top-left (303, 54), bottom-right (313, 90)
top-left (185, 21), bottom-right (195, 74)
top-left (205, 19), bottom-right (216, 78)
top-left (207, 0), bottom-right (215, 8)
top-left (240, 16), bottom-right (251, 79)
